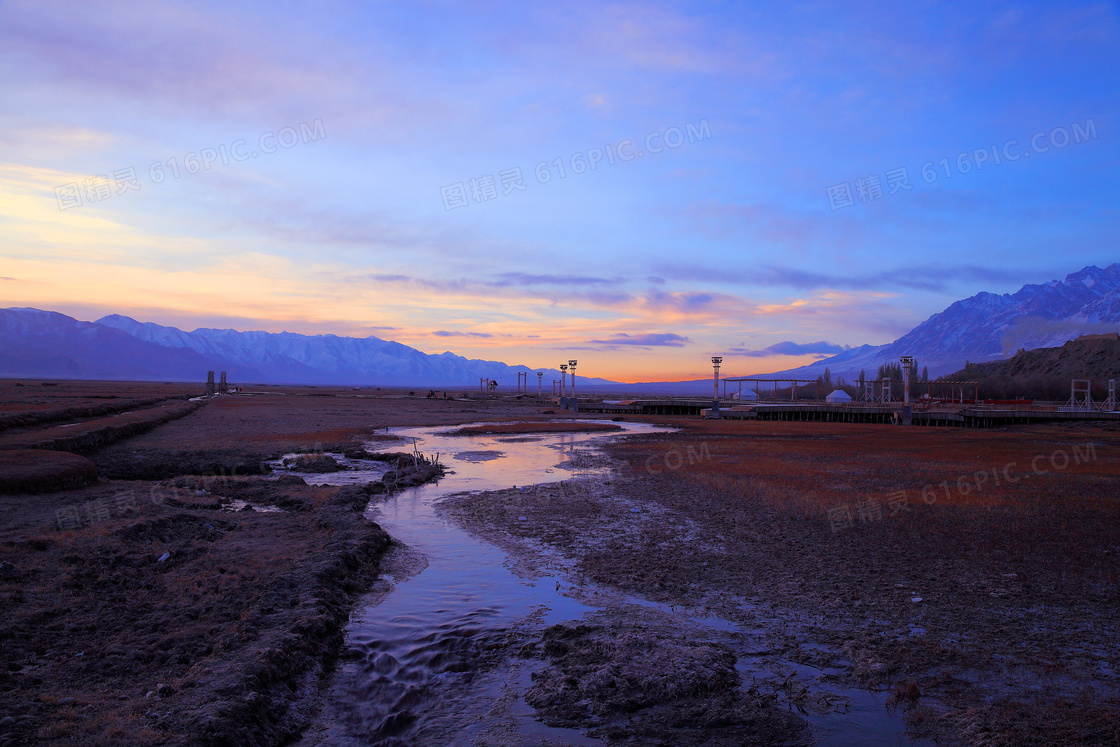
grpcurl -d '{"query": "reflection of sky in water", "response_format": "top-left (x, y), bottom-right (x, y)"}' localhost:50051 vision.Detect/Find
top-left (365, 420), bottom-right (672, 566)
top-left (382, 420), bottom-right (660, 502)
top-left (313, 421), bottom-right (670, 745)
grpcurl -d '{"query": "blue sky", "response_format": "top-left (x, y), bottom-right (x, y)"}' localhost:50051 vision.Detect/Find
top-left (1, 0), bottom-right (1117, 380)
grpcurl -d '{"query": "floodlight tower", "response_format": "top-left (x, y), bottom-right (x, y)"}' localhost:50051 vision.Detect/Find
top-left (711, 357), bottom-right (723, 401)
top-left (560, 364), bottom-right (568, 398)
top-left (568, 360), bottom-right (578, 398)
top-left (537, 371), bottom-right (543, 401)
top-left (899, 356), bottom-right (914, 405)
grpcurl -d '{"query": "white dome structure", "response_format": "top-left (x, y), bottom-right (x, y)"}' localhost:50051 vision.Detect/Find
top-left (825, 389), bottom-right (852, 403)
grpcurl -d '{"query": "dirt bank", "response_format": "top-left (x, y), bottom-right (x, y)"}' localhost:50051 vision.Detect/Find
top-left (0, 400), bottom-right (207, 455)
top-left (0, 385), bottom-right (477, 745)
top-left (0, 475), bottom-right (400, 745)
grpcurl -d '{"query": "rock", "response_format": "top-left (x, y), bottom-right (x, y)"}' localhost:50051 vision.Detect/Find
top-left (156, 683), bottom-right (175, 697)
top-left (57, 697), bottom-right (76, 706)
top-left (0, 717), bottom-right (13, 728)
top-left (0, 562), bottom-right (17, 580)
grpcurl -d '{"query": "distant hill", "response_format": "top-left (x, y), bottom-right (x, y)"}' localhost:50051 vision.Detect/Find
top-left (942, 333), bottom-right (1120, 400)
top-left (766, 264), bottom-right (1120, 381)
top-left (0, 308), bottom-right (621, 388)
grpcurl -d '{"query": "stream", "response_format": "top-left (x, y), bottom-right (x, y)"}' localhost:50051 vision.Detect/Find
top-left (291, 421), bottom-right (927, 746)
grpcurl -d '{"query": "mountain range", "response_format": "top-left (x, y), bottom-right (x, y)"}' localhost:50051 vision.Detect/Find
top-left (0, 308), bottom-right (615, 388)
top-left (768, 263), bottom-right (1120, 382)
top-left (2, 263), bottom-right (1118, 389)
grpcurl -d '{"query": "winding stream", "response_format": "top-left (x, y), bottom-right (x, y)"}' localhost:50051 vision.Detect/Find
top-left (293, 421), bottom-right (925, 746)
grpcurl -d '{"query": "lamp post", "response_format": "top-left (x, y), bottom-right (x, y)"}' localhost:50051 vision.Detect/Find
top-left (537, 371), bottom-right (543, 401)
top-left (711, 356), bottom-right (723, 416)
top-left (560, 364), bottom-right (568, 402)
top-left (568, 360), bottom-right (578, 412)
top-left (899, 356), bottom-right (914, 405)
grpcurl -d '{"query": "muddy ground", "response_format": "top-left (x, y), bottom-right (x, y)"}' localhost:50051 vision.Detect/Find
top-left (440, 418), bottom-right (1120, 745)
top-left (0, 383), bottom-right (543, 745)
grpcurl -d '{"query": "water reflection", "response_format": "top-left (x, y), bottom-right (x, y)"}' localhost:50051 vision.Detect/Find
top-left (309, 421), bottom-right (670, 745)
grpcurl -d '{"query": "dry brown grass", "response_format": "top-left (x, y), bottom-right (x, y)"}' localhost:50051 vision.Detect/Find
top-left (446, 416), bottom-right (1120, 744)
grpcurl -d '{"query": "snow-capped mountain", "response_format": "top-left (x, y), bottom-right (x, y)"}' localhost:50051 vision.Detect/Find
top-left (0, 309), bottom-right (615, 387)
top-left (770, 264), bottom-right (1120, 379)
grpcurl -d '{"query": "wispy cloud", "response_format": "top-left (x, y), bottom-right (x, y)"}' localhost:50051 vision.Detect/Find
top-left (587, 332), bottom-right (692, 348)
top-left (728, 340), bottom-right (848, 358)
top-left (433, 330), bottom-right (493, 338)
top-left (489, 272), bottom-right (620, 287)
top-left (656, 263), bottom-right (1035, 294)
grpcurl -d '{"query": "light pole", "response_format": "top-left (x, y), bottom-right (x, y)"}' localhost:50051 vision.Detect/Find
top-left (711, 356), bottom-right (722, 415)
top-left (537, 371), bottom-right (543, 401)
top-left (560, 364), bottom-right (568, 399)
top-left (899, 356), bottom-right (914, 405)
top-left (568, 360), bottom-right (578, 412)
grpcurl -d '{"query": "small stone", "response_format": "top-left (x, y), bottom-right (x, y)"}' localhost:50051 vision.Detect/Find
top-left (156, 683), bottom-right (175, 697)
top-left (57, 697), bottom-right (75, 706)
top-left (911, 597), bottom-right (922, 603)
top-left (157, 552), bottom-right (170, 562)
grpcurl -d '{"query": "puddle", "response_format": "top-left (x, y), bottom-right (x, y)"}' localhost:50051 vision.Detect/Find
top-left (220, 498), bottom-right (284, 513)
top-left (305, 421), bottom-right (929, 746)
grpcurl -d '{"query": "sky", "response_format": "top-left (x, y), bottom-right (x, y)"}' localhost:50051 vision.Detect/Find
top-left (1, 1), bottom-right (1117, 382)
